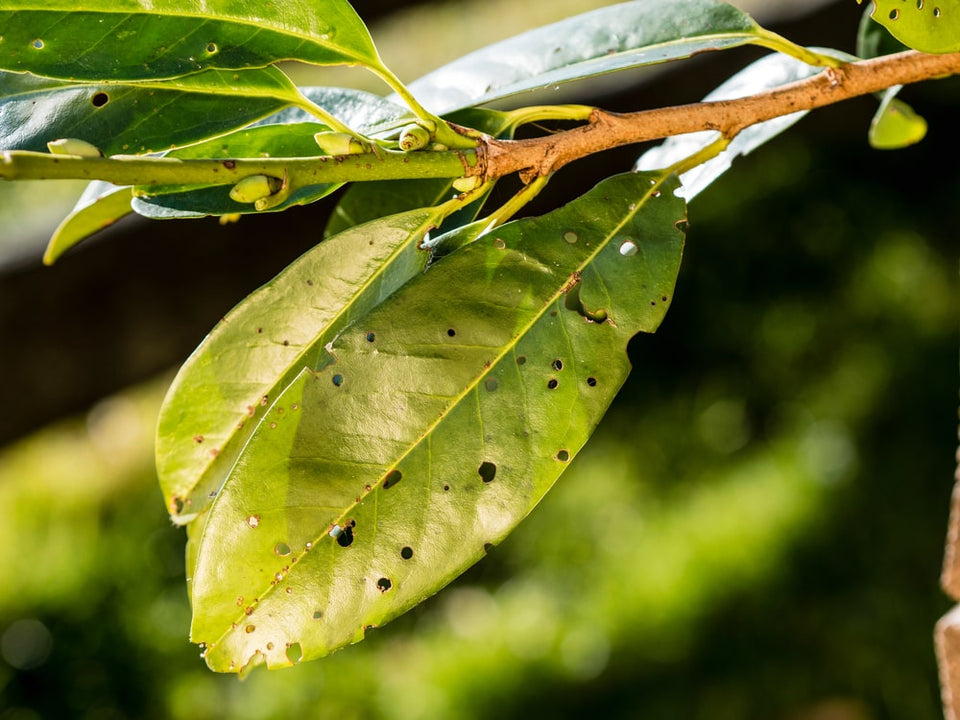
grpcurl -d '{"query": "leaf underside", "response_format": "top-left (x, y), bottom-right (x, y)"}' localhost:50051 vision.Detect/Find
top-left (188, 171), bottom-right (686, 672)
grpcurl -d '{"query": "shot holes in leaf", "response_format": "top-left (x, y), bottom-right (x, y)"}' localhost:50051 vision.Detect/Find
top-left (274, 542), bottom-right (291, 557)
top-left (478, 461), bottom-right (497, 483)
top-left (91, 92), bottom-right (109, 108)
top-left (552, 359), bottom-right (564, 371)
top-left (547, 378), bottom-right (559, 390)
top-left (366, 332), bottom-right (376, 342)
top-left (556, 450), bottom-right (571, 462)
top-left (332, 374), bottom-right (344, 387)
top-left (446, 328), bottom-right (456, 337)
top-left (400, 546), bottom-right (414, 560)
top-left (312, 611), bottom-right (322, 620)
top-left (377, 578), bottom-right (393, 593)
top-left (286, 643), bottom-right (303, 664)
top-left (587, 377), bottom-right (598, 387)
top-left (31, 39), bottom-right (43, 49)
top-left (517, 355), bottom-right (527, 365)
top-left (484, 377), bottom-right (499, 392)
top-left (383, 469), bottom-right (402, 489)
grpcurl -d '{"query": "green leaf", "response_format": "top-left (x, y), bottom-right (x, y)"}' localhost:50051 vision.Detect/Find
top-left (0, 67), bottom-right (306, 156)
top-left (189, 170), bottom-right (686, 671)
top-left (43, 182), bottom-right (133, 264)
top-left (156, 206), bottom-right (447, 524)
top-left (858, 0), bottom-right (960, 53)
top-left (402, 0), bottom-right (763, 114)
top-left (869, 87), bottom-right (927, 149)
top-left (857, 3), bottom-right (909, 58)
top-left (636, 48), bottom-right (851, 199)
top-left (0, 0), bottom-right (382, 81)
top-left (325, 108), bottom-right (514, 237)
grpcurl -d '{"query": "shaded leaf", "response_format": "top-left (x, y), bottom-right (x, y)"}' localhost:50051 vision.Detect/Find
top-left (0, 67), bottom-right (305, 156)
top-left (43, 182), bottom-right (133, 264)
top-left (636, 49), bottom-right (850, 199)
top-left (189, 170), bottom-right (686, 671)
top-left (0, 0), bottom-right (382, 81)
top-left (402, 0), bottom-right (762, 114)
top-left (858, 0), bottom-right (960, 53)
top-left (156, 207), bottom-right (447, 524)
top-left (856, 3), bottom-right (909, 58)
top-left (869, 87), bottom-right (927, 149)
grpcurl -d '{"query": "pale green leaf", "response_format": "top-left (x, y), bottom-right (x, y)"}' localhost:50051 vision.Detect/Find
top-left (43, 182), bottom-right (133, 264)
top-left (0, 0), bottom-right (382, 81)
top-left (859, 0), bottom-right (960, 53)
top-left (156, 206), bottom-right (447, 524)
top-left (636, 48), bottom-right (851, 199)
top-left (402, 0), bottom-right (762, 114)
top-left (869, 87), bottom-right (927, 149)
top-left (189, 171), bottom-right (686, 671)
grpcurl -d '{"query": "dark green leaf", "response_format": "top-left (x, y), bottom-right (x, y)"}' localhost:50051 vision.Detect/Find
top-left (0, 67), bottom-right (304, 156)
top-left (0, 0), bottom-right (382, 81)
top-left (156, 207), bottom-right (446, 524)
top-left (189, 170), bottom-right (686, 671)
top-left (858, 0), bottom-right (960, 53)
top-left (403, 0), bottom-right (762, 114)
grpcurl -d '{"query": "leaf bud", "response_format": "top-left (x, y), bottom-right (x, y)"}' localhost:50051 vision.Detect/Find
top-left (452, 176), bottom-right (482, 193)
top-left (46, 138), bottom-right (103, 158)
top-left (229, 175), bottom-right (281, 204)
top-left (398, 124), bottom-right (431, 152)
top-left (314, 131), bottom-right (370, 156)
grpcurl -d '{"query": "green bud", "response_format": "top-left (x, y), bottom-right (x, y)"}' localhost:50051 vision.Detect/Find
top-left (314, 131), bottom-right (370, 156)
top-left (452, 176), bottom-right (482, 193)
top-left (46, 138), bottom-right (103, 158)
top-left (229, 175), bottom-right (281, 204)
top-left (398, 124), bottom-right (431, 152)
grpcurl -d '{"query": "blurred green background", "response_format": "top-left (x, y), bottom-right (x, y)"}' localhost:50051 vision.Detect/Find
top-left (0, 1), bottom-right (957, 718)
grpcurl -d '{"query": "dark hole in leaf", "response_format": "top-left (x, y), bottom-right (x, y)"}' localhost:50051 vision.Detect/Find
top-left (587, 377), bottom-right (598, 387)
top-left (383, 469), bottom-right (402, 489)
top-left (336, 525), bottom-right (354, 547)
top-left (517, 355), bottom-right (527, 365)
top-left (332, 374), bottom-right (344, 387)
top-left (557, 450), bottom-right (571, 462)
top-left (552, 359), bottom-right (563, 371)
top-left (91, 92), bottom-right (109, 108)
top-left (447, 328), bottom-right (456, 337)
top-left (483, 542), bottom-right (494, 554)
top-left (286, 642), bottom-right (303, 663)
top-left (366, 332), bottom-right (376, 342)
top-left (401, 546), bottom-right (413, 560)
top-left (377, 578), bottom-right (392, 592)
top-left (443, 484), bottom-right (450, 492)
top-left (547, 378), bottom-right (559, 390)
top-left (274, 542), bottom-right (291, 557)
top-left (478, 461), bottom-right (497, 483)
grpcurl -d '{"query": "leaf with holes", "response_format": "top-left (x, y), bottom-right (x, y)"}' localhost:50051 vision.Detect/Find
top-left (0, 0), bottom-right (383, 81)
top-left (401, 0), bottom-right (765, 114)
top-left (858, 0), bottom-right (960, 53)
top-left (0, 67), bottom-right (309, 156)
top-left (156, 206), bottom-right (452, 526)
top-left (189, 170), bottom-right (685, 672)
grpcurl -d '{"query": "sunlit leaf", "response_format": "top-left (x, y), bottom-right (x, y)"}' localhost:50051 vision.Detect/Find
top-left (869, 87), bottom-right (927, 149)
top-left (0, 0), bottom-right (382, 81)
top-left (156, 207), bottom-right (448, 524)
top-left (0, 67), bottom-right (306, 156)
top-left (636, 49), bottom-right (850, 199)
top-left (402, 0), bottom-right (764, 114)
top-left (189, 170), bottom-right (686, 671)
top-left (858, 0), bottom-right (960, 53)
top-left (856, 3), bottom-right (909, 58)
top-left (43, 182), bottom-right (133, 264)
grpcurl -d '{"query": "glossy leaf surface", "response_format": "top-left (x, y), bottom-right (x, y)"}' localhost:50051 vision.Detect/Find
top-left (189, 171), bottom-right (686, 671)
top-left (869, 87), bottom-right (927, 149)
top-left (403, 0), bottom-right (762, 114)
top-left (636, 49), bottom-right (849, 199)
top-left (0, 67), bottom-right (304, 156)
top-left (44, 183), bottom-right (133, 264)
top-left (0, 0), bottom-right (381, 81)
top-left (859, 0), bottom-right (960, 53)
top-left (156, 207), bottom-right (446, 524)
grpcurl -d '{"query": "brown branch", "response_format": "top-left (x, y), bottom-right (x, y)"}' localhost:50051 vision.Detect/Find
top-left (478, 50), bottom-right (960, 181)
